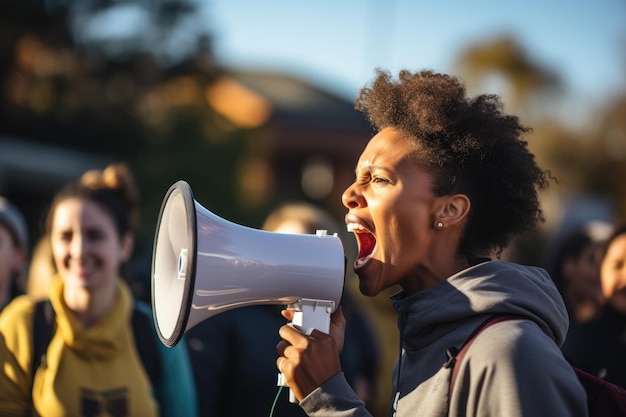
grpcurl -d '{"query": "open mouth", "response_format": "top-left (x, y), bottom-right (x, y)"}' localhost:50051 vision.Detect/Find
top-left (347, 223), bottom-right (377, 269)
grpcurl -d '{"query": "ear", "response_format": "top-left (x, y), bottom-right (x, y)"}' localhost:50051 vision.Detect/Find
top-left (120, 233), bottom-right (135, 263)
top-left (435, 194), bottom-right (471, 228)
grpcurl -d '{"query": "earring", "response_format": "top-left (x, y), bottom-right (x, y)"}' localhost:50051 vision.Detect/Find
top-left (436, 222), bottom-right (444, 229)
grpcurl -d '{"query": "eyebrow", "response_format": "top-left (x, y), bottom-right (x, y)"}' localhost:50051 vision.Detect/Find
top-left (355, 161), bottom-right (383, 174)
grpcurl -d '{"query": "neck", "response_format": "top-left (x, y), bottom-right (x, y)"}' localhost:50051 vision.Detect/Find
top-left (64, 280), bottom-right (117, 327)
top-left (402, 256), bottom-right (471, 295)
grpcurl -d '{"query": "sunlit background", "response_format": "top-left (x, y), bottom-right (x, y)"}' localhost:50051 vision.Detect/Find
top-left (1, 1), bottom-right (625, 415)
top-left (209, 0), bottom-right (625, 117)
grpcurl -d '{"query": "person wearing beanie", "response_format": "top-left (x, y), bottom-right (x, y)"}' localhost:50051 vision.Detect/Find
top-left (0, 196), bottom-right (28, 310)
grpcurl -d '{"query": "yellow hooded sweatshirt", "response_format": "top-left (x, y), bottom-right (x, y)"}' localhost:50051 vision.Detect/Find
top-left (0, 276), bottom-right (158, 417)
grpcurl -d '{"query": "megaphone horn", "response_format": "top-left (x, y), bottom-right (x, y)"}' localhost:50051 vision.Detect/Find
top-left (151, 180), bottom-right (346, 348)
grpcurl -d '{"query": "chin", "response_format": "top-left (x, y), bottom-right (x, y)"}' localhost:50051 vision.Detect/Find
top-left (610, 293), bottom-right (626, 315)
top-left (66, 273), bottom-right (100, 289)
top-left (357, 277), bottom-right (382, 297)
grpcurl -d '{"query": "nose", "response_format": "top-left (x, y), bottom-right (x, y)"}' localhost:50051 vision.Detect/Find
top-left (342, 182), bottom-right (365, 209)
top-left (69, 234), bottom-right (84, 258)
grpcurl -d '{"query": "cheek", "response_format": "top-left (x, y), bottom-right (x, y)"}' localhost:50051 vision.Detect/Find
top-left (393, 207), bottom-right (429, 244)
top-left (601, 274), bottom-right (613, 298)
top-left (50, 242), bottom-right (67, 265)
top-left (100, 242), bottom-right (126, 266)
top-left (617, 270), bottom-right (626, 291)
top-left (385, 218), bottom-right (427, 270)
top-left (601, 267), bottom-right (626, 298)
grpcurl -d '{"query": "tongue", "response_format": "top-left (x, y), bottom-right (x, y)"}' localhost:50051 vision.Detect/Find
top-left (357, 232), bottom-right (376, 261)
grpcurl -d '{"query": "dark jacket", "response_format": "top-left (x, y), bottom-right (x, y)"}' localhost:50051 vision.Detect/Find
top-left (562, 303), bottom-right (626, 388)
top-left (300, 261), bottom-right (587, 417)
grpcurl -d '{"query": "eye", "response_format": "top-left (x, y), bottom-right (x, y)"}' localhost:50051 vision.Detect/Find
top-left (56, 231), bottom-right (72, 242)
top-left (86, 229), bottom-right (106, 241)
top-left (372, 176), bottom-right (390, 184)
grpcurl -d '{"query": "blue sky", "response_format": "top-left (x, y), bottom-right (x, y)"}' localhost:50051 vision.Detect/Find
top-left (200, 0), bottom-right (626, 114)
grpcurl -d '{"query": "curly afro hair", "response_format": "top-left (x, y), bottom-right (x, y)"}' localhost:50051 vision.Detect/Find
top-left (355, 69), bottom-right (551, 260)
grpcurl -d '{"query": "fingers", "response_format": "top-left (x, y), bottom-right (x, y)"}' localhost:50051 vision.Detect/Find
top-left (276, 308), bottom-right (346, 401)
top-left (277, 357), bottom-right (287, 374)
top-left (278, 323), bottom-right (309, 349)
top-left (281, 308), bottom-right (296, 321)
top-left (275, 327), bottom-right (343, 401)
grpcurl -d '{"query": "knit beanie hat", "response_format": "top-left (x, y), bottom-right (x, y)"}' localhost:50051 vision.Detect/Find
top-left (0, 196), bottom-right (28, 251)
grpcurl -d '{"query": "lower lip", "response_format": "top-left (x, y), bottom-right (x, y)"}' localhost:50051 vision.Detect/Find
top-left (354, 247), bottom-right (375, 271)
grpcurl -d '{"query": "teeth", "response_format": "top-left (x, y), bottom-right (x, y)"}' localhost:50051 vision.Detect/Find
top-left (346, 223), bottom-right (365, 232)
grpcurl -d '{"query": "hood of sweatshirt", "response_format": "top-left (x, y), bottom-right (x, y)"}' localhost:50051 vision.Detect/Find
top-left (392, 260), bottom-right (569, 351)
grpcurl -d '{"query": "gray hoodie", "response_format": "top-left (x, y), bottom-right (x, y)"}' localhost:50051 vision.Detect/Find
top-left (300, 261), bottom-right (588, 417)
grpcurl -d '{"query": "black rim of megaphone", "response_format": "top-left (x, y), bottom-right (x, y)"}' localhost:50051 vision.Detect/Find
top-left (151, 180), bottom-right (197, 347)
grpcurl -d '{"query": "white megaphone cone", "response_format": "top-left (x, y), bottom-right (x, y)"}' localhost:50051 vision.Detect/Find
top-left (151, 181), bottom-right (346, 402)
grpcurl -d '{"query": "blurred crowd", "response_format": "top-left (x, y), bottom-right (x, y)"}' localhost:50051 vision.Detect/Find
top-left (0, 161), bottom-right (625, 416)
top-left (0, 164), bottom-right (381, 417)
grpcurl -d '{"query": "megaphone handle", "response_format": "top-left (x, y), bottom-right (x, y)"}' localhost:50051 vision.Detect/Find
top-left (277, 298), bottom-right (335, 403)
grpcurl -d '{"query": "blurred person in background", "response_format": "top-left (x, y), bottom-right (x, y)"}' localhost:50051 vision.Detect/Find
top-left (274, 69), bottom-right (586, 416)
top-left (0, 196), bottom-right (29, 311)
top-left (185, 201), bottom-right (380, 417)
top-left (0, 163), bottom-right (197, 417)
top-left (562, 224), bottom-right (626, 387)
top-left (543, 221), bottom-right (613, 323)
top-left (25, 235), bottom-right (55, 300)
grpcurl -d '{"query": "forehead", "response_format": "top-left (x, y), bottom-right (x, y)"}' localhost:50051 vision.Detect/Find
top-left (52, 198), bottom-right (113, 227)
top-left (606, 234), bottom-right (626, 256)
top-left (356, 128), bottom-right (419, 169)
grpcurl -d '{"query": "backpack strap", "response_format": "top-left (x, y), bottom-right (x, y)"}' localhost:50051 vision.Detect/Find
top-left (32, 300), bottom-right (54, 378)
top-left (31, 299), bottom-right (160, 388)
top-left (447, 315), bottom-right (524, 400)
top-left (131, 302), bottom-right (161, 386)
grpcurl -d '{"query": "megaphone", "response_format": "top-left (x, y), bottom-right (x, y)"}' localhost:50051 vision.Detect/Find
top-left (151, 180), bottom-right (346, 350)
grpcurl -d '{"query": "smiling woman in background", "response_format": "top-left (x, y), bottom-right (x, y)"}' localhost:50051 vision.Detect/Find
top-left (0, 163), bottom-right (197, 417)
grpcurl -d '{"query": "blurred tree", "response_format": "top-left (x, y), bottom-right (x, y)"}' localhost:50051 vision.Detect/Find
top-left (589, 94), bottom-right (626, 222)
top-left (0, 0), bottom-right (271, 247)
top-left (454, 34), bottom-right (563, 118)
top-left (525, 91), bottom-right (626, 227)
top-left (454, 33), bottom-right (626, 262)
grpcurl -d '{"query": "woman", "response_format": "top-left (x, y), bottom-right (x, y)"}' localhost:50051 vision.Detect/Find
top-left (276, 70), bottom-right (587, 416)
top-left (0, 163), bottom-right (197, 417)
top-left (562, 224), bottom-right (626, 387)
top-left (543, 221), bottom-right (612, 323)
